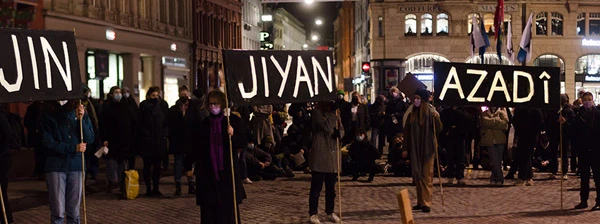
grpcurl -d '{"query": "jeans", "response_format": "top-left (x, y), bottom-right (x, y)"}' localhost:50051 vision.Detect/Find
top-left (174, 154), bottom-right (194, 183)
top-left (46, 172), bottom-right (82, 224)
top-left (488, 144), bottom-right (505, 184)
top-left (309, 172), bottom-right (337, 216)
top-left (143, 156), bottom-right (162, 192)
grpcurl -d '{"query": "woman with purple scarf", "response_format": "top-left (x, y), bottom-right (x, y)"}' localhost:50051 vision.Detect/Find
top-left (186, 90), bottom-right (246, 223)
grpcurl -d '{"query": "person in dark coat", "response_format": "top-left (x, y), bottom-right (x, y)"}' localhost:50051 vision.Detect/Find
top-left (387, 134), bottom-right (410, 177)
top-left (40, 100), bottom-right (95, 223)
top-left (0, 105), bottom-right (16, 224)
top-left (369, 94), bottom-right (387, 155)
top-left (542, 94), bottom-right (575, 180)
top-left (348, 129), bottom-right (379, 182)
top-left (186, 90), bottom-right (246, 223)
top-left (386, 87), bottom-right (408, 146)
top-left (572, 92), bottom-right (600, 210)
top-left (121, 86), bottom-right (139, 170)
top-left (167, 92), bottom-right (195, 196)
top-left (81, 86), bottom-right (101, 182)
top-left (139, 86), bottom-right (169, 196)
top-left (342, 91), bottom-right (370, 146)
top-left (440, 106), bottom-right (468, 185)
top-left (245, 139), bottom-right (276, 181)
top-left (100, 86), bottom-right (137, 196)
top-left (512, 107), bottom-right (544, 186)
top-left (24, 101), bottom-right (44, 180)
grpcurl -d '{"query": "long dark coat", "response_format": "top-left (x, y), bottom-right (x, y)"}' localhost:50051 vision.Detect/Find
top-left (191, 113), bottom-right (246, 207)
top-left (138, 99), bottom-right (168, 158)
top-left (100, 101), bottom-right (137, 160)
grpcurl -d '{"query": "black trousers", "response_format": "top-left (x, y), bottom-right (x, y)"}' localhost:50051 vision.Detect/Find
top-left (143, 156), bottom-right (162, 191)
top-left (578, 151), bottom-right (600, 204)
top-left (309, 172), bottom-right (337, 216)
top-left (517, 139), bottom-right (535, 180)
top-left (200, 203), bottom-right (241, 224)
top-left (446, 136), bottom-right (466, 180)
top-left (0, 154), bottom-right (13, 224)
top-left (352, 162), bottom-right (376, 180)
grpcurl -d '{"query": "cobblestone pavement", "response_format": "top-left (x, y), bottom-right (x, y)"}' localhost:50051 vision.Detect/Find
top-left (8, 168), bottom-right (600, 223)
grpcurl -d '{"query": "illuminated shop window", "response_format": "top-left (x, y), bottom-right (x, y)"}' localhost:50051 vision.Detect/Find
top-left (536, 12), bottom-right (547, 35)
top-left (437, 13), bottom-right (449, 36)
top-left (551, 12), bottom-right (563, 36)
top-left (405, 14), bottom-right (417, 36)
top-left (421, 14), bottom-right (433, 36)
top-left (466, 54), bottom-right (514, 65)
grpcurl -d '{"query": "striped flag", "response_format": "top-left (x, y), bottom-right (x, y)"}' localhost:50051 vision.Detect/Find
top-left (506, 20), bottom-right (514, 63)
top-left (471, 16), bottom-right (488, 61)
top-left (517, 12), bottom-right (533, 63)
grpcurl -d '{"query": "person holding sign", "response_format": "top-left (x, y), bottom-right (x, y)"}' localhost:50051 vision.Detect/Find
top-left (308, 101), bottom-right (343, 224)
top-left (186, 90), bottom-right (246, 223)
top-left (402, 89), bottom-right (442, 213)
top-left (40, 100), bottom-right (94, 224)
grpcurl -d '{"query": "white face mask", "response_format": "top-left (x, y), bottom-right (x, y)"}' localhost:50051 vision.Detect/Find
top-left (356, 136), bottom-right (364, 141)
top-left (58, 100), bottom-right (68, 106)
top-left (123, 92), bottom-right (130, 98)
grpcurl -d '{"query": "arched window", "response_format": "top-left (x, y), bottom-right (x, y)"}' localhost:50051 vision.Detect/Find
top-left (591, 13), bottom-right (600, 36)
top-left (467, 13), bottom-right (480, 34)
top-left (551, 12), bottom-right (563, 35)
top-left (536, 12), bottom-right (547, 35)
top-left (421, 14), bottom-right (433, 36)
top-left (437, 13), bottom-right (449, 35)
top-left (406, 54), bottom-right (450, 90)
top-left (466, 54), bottom-right (514, 65)
top-left (578, 13), bottom-right (586, 36)
top-left (483, 13), bottom-right (494, 35)
top-left (576, 55), bottom-right (600, 75)
top-left (405, 14), bottom-right (417, 36)
top-left (534, 54), bottom-right (565, 74)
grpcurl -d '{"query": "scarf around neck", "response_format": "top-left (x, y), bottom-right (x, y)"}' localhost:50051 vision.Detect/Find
top-left (209, 114), bottom-right (225, 181)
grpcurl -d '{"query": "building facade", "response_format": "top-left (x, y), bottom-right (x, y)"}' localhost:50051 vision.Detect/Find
top-left (369, 0), bottom-right (600, 102)
top-left (44, 0), bottom-right (193, 106)
top-left (353, 0), bottom-right (371, 100)
top-left (272, 8), bottom-right (305, 50)
top-left (334, 1), bottom-right (355, 93)
top-left (193, 0), bottom-right (242, 93)
top-left (241, 0), bottom-right (261, 50)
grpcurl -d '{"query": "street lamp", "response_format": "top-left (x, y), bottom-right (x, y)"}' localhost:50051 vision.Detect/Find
top-left (303, 44), bottom-right (308, 49)
top-left (311, 34), bottom-right (319, 41)
top-left (315, 19), bottom-right (323, 26)
top-left (261, 15), bottom-right (272, 22)
top-left (305, 0), bottom-right (314, 4)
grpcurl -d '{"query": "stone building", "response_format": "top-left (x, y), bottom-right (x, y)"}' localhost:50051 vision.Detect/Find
top-left (369, 0), bottom-right (600, 101)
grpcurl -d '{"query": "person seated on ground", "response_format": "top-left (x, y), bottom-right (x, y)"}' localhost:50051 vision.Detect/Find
top-left (532, 133), bottom-right (555, 173)
top-left (348, 129), bottom-right (380, 182)
top-left (260, 135), bottom-right (294, 178)
top-left (387, 134), bottom-right (411, 177)
top-left (279, 124), bottom-right (306, 170)
top-left (245, 139), bottom-right (278, 181)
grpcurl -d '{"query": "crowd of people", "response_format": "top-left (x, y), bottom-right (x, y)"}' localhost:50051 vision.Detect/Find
top-left (3, 83), bottom-right (600, 224)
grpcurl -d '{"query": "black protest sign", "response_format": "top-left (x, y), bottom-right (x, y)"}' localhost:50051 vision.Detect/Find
top-left (0, 28), bottom-right (82, 103)
top-left (433, 62), bottom-right (560, 109)
top-left (223, 50), bottom-right (337, 106)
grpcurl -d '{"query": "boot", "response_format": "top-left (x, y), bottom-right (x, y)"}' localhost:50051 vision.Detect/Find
top-left (188, 181), bottom-right (196, 194)
top-left (174, 182), bottom-right (182, 196)
top-left (145, 186), bottom-right (152, 197)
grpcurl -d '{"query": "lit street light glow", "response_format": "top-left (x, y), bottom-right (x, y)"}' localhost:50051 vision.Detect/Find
top-left (305, 0), bottom-right (314, 4)
top-left (261, 15), bottom-right (273, 22)
top-left (315, 19), bottom-right (323, 26)
top-left (311, 35), bottom-right (319, 41)
top-left (303, 44), bottom-right (308, 49)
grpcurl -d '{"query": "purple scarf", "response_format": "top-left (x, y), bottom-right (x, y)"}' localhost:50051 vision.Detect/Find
top-left (209, 114), bottom-right (225, 181)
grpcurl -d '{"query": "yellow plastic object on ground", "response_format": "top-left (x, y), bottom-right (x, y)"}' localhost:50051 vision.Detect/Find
top-left (124, 170), bottom-right (139, 200)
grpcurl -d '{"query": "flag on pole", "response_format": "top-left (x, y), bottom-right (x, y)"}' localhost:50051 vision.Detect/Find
top-left (494, 0), bottom-right (504, 62)
top-left (471, 15), bottom-right (488, 61)
top-left (506, 20), bottom-right (514, 63)
top-left (517, 12), bottom-right (533, 63)
top-left (479, 20), bottom-right (490, 64)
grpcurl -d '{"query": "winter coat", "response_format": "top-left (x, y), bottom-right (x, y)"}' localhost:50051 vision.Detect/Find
top-left (167, 99), bottom-right (189, 154)
top-left (369, 101), bottom-right (386, 130)
top-left (572, 106), bottom-right (600, 154)
top-left (348, 140), bottom-right (379, 165)
top-left (386, 97), bottom-right (408, 135)
top-left (246, 146), bottom-right (272, 168)
top-left (100, 101), bottom-right (137, 160)
top-left (439, 107), bottom-right (468, 148)
top-left (512, 108), bottom-right (544, 147)
top-left (309, 108), bottom-right (344, 173)
top-left (402, 103), bottom-right (442, 178)
top-left (40, 109), bottom-right (95, 172)
top-left (138, 99), bottom-right (168, 158)
top-left (252, 105), bottom-right (273, 144)
top-left (345, 103), bottom-right (370, 131)
top-left (0, 109), bottom-right (16, 157)
top-left (479, 108), bottom-right (509, 147)
top-left (189, 113), bottom-right (246, 206)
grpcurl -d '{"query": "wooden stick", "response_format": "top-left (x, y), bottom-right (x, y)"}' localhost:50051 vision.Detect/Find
top-left (79, 100), bottom-right (87, 224)
top-left (336, 113), bottom-right (342, 223)
top-left (0, 185), bottom-right (7, 224)
top-left (221, 63), bottom-right (239, 224)
top-left (559, 108), bottom-right (564, 210)
top-left (432, 111), bottom-right (445, 212)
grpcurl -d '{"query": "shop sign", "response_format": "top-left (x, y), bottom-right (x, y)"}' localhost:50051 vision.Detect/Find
top-left (434, 62), bottom-right (560, 109)
top-left (582, 39), bottom-right (600, 47)
top-left (399, 5), bottom-right (440, 13)
top-left (478, 4), bottom-right (518, 12)
top-left (585, 75), bottom-right (600, 82)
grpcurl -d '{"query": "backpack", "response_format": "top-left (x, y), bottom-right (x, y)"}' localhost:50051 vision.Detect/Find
top-left (4, 112), bottom-right (25, 150)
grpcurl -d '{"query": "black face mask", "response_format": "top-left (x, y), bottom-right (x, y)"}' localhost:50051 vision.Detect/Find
top-left (148, 98), bottom-right (159, 104)
top-left (179, 96), bottom-right (189, 104)
top-left (351, 97), bottom-right (359, 105)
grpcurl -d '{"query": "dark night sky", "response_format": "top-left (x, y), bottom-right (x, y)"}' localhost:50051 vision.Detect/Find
top-left (274, 2), bottom-right (340, 46)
